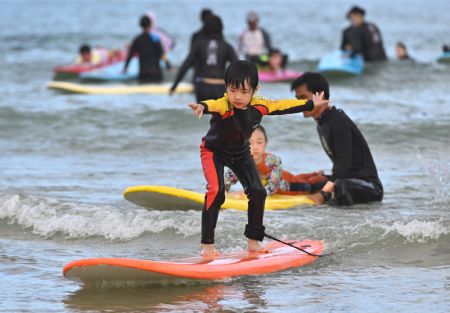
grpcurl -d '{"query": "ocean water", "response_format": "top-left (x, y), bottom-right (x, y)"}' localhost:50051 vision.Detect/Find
top-left (1, 0), bottom-right (449, 312)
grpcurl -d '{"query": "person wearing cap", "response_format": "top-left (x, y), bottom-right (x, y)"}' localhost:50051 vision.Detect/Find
top-left (341, 6), bottom-right (387, 62)
top-left (190, 8), bottom-right (214, 48)
top-left (238, 11), bottom-right (272, 64)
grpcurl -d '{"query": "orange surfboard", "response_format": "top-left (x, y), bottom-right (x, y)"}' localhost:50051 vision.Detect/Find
top-left (63, 240), bottom-right (323, 284)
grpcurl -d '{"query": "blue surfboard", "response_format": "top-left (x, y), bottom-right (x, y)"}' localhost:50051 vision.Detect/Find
top-left (80, 58), bottom-right (139, 81)
top-left (317, 50), bottom-right (364, 75)
top-left (437, 51), bottom-right (450, 64)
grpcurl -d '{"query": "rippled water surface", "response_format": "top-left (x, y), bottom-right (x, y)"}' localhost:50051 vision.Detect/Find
top-left (1, 0), bottom-right (449, 312)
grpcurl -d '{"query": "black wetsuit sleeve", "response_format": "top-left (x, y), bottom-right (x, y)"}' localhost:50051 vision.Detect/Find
top-left (171, 44), bottom-right (196, 90)
top-left (330, 116), bottom-right (353, 181)
top-left (341, 28), bottom-right (350, 50)
top-left (156, 39), bottom-right (163, 59)
top-left (227, 43), bottom-right (239, 63)
top-left (124, 37), bottom-right (138, 71)
top-left (261, 28), bottom-right (272, 52)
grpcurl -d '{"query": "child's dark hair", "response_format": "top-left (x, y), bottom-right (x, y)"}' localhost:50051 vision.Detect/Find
top-left (291, 72), bottom-right (330, 100)
top-left (254, 125), bottom-right (268, 142)
top-left (224, 61), bottom-right (259, 91)
top-left (79, 44), bottom-right (91, 54)
top-left (140, 15), bottom-right (151, 29)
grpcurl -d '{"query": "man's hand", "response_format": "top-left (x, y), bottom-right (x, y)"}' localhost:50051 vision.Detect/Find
top-left (188, 103), bottom-right (205, 119)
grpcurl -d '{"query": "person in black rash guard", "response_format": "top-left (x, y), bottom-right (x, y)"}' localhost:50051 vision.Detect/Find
top-left (188, 61), bottom-right (329, 258)
top-left (190, 8), bottom-right (213, 48)
top-left (123, 15), bottom-right (171, 82)
top-left (291, 72), bottom-right (383, 206)
top-left (341, 6), bottom-right (387, 62)
top-left (170, 15), bottom-right (237, 102)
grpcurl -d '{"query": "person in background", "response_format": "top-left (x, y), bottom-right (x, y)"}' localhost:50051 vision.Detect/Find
top-left (124, 15), bottom-right (171, 83)
top-left (191, 8), bottom-right (214, 48)
top-left (170, 15), bottom-right (237, 102)
top-left (265, 48), bottom-right (289, 72)
top-left (225, 125), bottom-right (327, 196)
top-left (442, 44), bottom-right (450, 52)
top-left (146, 11), bottom-right (176, 54)
top-left (341, 6), bottom-right (387, 61)
top-left (238, 11), bottom-right (271, 65)
top-left (76, 45), bottom-right (110, 65)
top-left (395, 42), bottom-right (412, 60)
top-left (291, 72), bottom-right (383, 206)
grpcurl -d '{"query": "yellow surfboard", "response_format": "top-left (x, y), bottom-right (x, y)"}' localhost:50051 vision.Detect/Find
top-left (47, 81), bottom-right (193, 95)
top-left (123, 185), bottom-right (315, 211)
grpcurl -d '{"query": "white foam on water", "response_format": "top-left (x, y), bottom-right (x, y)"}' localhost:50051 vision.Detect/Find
top-left (373, 219), bottom-right (449, 243)
top-left (0, 194), bottom-right (200, 241)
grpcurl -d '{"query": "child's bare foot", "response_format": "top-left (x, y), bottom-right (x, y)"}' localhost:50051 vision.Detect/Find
top-left (201, 244), bottom-right (220, 258)
top-left (247, 239), bottom-right (269, 253)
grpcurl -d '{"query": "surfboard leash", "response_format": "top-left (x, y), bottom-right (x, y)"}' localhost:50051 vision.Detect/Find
top-left (264, 233), bottom-right (331, 257)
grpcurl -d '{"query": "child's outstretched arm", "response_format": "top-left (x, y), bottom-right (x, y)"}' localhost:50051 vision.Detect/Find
top-left (188, 103), bottom-right (205, 119)
top-left (188, 96), bottom-right (230, 119)
top-left (256, 92), bottom-right (329, 115)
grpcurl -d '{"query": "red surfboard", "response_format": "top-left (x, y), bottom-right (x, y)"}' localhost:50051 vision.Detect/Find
top-left (63, 240), bottom-right (323, 284)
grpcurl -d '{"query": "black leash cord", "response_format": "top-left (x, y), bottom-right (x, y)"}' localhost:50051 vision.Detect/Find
top-left (264, 233), bottom-right (330, 257)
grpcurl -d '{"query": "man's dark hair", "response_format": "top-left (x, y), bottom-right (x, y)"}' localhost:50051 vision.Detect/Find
top-left (140, 15), bottom-right (151, 29)
top-left (346, 6), bottom-right (365, 19)
top-left (201, 8), bottom-right (213, 22)
top-left (204, 15), bottom-right (223, 39)
top-left (79, 44), bottom-right (91, 54)
top-left (224, 61), bottom-right (259, 91)
top-left (291, 72), bottom-right (330, 100)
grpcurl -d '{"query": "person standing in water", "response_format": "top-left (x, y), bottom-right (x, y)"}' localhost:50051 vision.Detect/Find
top-left (170, 15), bottom-right (237, 102)
top-left (341, 6), bottom-right (387, 61)
top-left (395, 42), bottom-right (412, 60)
top-left (188, 61), bottom-right (329, 257)
top-left (190, 8), bottom-right (214, 48)
top-left (123, 15), bottom-right (171, 82)
top-left (291, 72), bottom-right (383, 206)
top-left (238, 11), bottom-right (272, 65)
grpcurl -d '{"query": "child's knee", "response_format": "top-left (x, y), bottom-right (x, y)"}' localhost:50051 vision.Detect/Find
top-left (247, 186), bottom-right (267, 200)
top-left (207, 185), bottom-right (226, 204)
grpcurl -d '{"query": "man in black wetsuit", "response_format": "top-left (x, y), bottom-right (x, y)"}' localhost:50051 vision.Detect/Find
top-left (341, 6), bottom-right (387, 62)
top-left (291, 72), bottom-right (383, 206)
top-left (123, 15), bottom-right (170, 82)
top-left (170, 15), bottom-right (237, 102)
top-left (190, 8), bottom-right (213, 48)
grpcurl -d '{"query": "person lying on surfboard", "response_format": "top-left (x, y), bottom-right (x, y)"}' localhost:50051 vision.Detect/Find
top-left (188, 60), bottom-right (329, 258)
top-left (224, 125), bottom-right (327, 196)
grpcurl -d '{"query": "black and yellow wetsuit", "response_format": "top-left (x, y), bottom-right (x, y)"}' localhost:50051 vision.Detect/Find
top-left (198, 95), bottom-right (314, 244)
